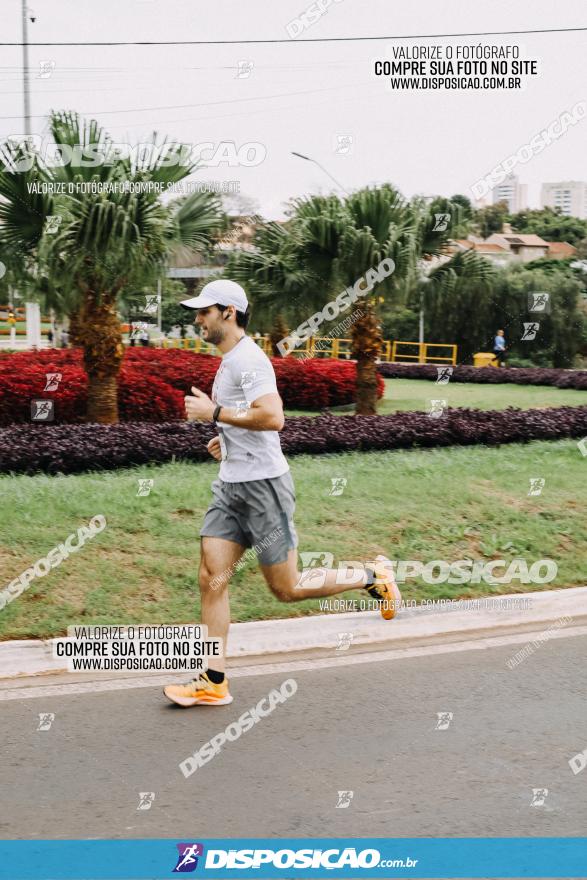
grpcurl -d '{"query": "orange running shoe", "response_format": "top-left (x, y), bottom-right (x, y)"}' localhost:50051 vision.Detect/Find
top-left (364, 555), bottom-right (402, 620)
top-left (163, 672), bottom-right (233, 707)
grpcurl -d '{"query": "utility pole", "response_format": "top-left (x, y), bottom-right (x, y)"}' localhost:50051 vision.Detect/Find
top-left (157, 278), bottom-right (162, 334)
top-left (291, 151), bottom-right (349, 196)
top-left (21, 0), bottom-right (31, 136)
top-left (418, 265), bottom-right (431, 362)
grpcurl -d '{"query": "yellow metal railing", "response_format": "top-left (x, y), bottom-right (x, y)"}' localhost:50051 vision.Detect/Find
top-left (160, 337), bottom-right (220, 355)
top-left (155, 335), bottom-right (457, 364)
top-left (285, 337), bottom-right (456, 364)
top-left (390, 340), bottom-right (457, 365)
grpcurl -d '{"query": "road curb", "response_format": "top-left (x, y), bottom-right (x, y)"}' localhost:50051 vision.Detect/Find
top-left (0, 586), bottom-right (585, 683)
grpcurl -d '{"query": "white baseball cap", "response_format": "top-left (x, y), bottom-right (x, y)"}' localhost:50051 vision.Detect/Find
top-left (180, 279), bottom-right (249, 313)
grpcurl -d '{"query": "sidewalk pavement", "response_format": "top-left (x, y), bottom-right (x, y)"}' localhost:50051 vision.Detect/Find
top-left (1, 586), bottom-right (585, 682)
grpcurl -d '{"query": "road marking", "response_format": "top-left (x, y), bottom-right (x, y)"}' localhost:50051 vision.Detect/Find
top-left (1, 623), bottom-right (586, 701)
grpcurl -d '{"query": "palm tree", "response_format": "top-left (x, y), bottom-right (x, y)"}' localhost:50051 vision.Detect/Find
top-left (227, 217), bottom-right (323, 330)
top-left (228, 186), bottom-right (495, 413)
top-left (416, 249), bottom-right (497, 359)
top-left (228, 188), bottom-right (414, 411)
top-left (0, 112), bottom-right (223, 423)
top-left (328, 187), bottom-right (416, 413)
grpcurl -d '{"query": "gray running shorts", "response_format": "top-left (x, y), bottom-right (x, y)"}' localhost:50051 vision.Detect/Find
top-left (200, 470), bottom-right (298, 566)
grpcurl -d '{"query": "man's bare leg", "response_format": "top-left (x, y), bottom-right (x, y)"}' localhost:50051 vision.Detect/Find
top-left (163, 536), bottom-right (244, 706)
top-left (260, 550), bottom-right (390, 602)
top-left (199, 536), bottom-right (245, 673)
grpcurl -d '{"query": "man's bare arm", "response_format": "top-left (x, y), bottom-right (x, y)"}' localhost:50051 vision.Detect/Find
top-left (185, 387), bottom-right (284, 431)
top-left (217, 392), bottom-right (284, 431)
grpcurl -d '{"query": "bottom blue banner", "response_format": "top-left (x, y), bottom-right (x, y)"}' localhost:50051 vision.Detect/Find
top-left (0, 837), bottom-right (585, 879)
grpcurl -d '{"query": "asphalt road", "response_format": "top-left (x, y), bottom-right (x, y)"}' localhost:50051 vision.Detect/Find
top-left (1, 632), bottom-right (586, 841)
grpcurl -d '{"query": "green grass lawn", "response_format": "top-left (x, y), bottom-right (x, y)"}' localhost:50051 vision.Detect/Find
top-left (287, 378), bottom-right (586, 417)
top-left (1, 439), bottom-right (585, 641)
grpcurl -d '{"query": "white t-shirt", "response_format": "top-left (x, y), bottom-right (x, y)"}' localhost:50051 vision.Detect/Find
top-left (211, 335), bottom-right (289, 483)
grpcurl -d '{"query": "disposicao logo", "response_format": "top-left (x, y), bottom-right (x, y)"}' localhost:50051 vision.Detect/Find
top-left (173, 842), bottom-right (204, 872)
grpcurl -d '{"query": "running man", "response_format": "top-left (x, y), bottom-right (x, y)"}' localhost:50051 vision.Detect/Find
top-left (163, 279), bottom-right (401, 707)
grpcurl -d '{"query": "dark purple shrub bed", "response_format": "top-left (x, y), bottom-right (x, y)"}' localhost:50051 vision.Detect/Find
top-left (377, 363), bottom-right (587, 390)
top-left (2, 406), bottom-right (586, 475)
top-left (280, 406), bottom-right (587, 455)
top-left (0, 422), bottom-right (216, 475)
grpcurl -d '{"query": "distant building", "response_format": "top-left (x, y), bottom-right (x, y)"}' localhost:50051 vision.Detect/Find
top-left (546, 241), bottom-right (577, 260)
top-left (450, 239), bottom-right (511, 268)
top-left (215, 214), bottom-right (260, 257)
top-left (540, 181), bottom-right (587, 218)
top-left (449, 222), bottom-right (566, 266)
top-left (486, 224), bottom-right (549, 262)
top-left (492, 174), bottom-right (527, 213)
top-left (165, 214), bottom-right (262, 294)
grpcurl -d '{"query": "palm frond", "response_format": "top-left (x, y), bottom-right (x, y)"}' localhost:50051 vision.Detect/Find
top-left (0, 141), bottom-right (52, 256)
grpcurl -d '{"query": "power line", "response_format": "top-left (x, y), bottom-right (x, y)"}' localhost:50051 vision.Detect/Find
top-left (1, 24), bottom-right (586, 46)
top-left (102, 89), bottom-right (381, 130)
top-left (0, 60), bottom-right (366, 71)
top-left (0, 81), bottom-right (366, 120)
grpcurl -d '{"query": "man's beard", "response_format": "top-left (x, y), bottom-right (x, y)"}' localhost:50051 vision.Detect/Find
top-left (204, 325), bottom-right (225, 345)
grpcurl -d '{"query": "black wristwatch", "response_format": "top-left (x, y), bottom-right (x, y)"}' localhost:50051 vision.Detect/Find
top-left (212, 404), bottom-right (222, 424)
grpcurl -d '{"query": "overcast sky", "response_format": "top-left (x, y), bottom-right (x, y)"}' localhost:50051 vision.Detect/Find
top-left (2, 0), bottom-right (586, 218)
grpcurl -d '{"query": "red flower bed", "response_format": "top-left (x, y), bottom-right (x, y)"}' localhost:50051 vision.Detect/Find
top-left (0, 347), bottom-right (383, 425)
top-left (0, 359), bottom-right (88, 426)
top-left (118, 367), bottom-right (185, 422)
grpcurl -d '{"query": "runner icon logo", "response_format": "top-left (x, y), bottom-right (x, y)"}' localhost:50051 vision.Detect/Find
top-left (137, 792), bottom-right (155, 811)
top-left (528, 477), bottom-right (545, 497)
top-left (329, 477), bottom-right (347, 496)
top-left (235, 400), bottom-right (250, 418)
top-left (528, 292), bottom-right (550, 313)
top-left (45, 215), bottom-right (62, 234)
top-left (173, 843), bottom-right (204, 873)
top-left (37, 713), bottom-right (55, 731)
top-left (44, 372), bottom-right (62, 391)
top-left (144, 295), bottom-right (159, 314)
top-left (236, 60), bottom-right (254, 79)
top-left (31, 400), bottom-right (54, 421)
top-left (240, 370), bottom-right (257, 389)
top-left (436, 366), bottom-right (453, 385)
top-left (334, 134), bottom-right (353, 155)
top-left (521, 322), bottom-right (539, 341)
top-left (336, 632), bottom-right (354, 652)
top-left (435, 712), bottom-right (453, 730)
top-left (433, 213), bottom-right (450, 231)
top-left (38, 59), bottom-right (56, 79)
top-left (429, 399), bottom-right (447, 419)
top-left (530, 788), bottom-right (548, 807)
top-left (298, 551), bottom-right (333, 587)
